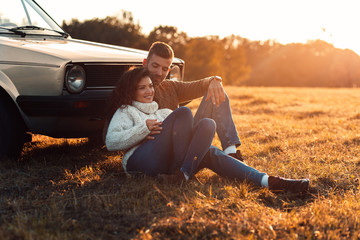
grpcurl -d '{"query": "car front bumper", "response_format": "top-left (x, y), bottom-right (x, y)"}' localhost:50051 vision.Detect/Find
top-left (16, 89), bottom-right (113, 138)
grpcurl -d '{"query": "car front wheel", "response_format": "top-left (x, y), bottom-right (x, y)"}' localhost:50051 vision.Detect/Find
top-left (0, 100), bottom-right (27, 160)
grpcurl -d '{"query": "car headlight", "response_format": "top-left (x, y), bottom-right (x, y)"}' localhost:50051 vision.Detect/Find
top-left (169, 65), bottom-right (182, 81)
top-left (65, 65), bottom-right (86, 93)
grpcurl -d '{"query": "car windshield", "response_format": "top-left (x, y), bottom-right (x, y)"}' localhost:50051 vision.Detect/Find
top-left (0, 0), bottom-right (67, 37)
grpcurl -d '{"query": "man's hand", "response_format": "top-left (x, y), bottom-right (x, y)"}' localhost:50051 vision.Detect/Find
top-left (205, 76), bottom-right (226, 106)
top-left (145, 119), bottom-right (163, 140)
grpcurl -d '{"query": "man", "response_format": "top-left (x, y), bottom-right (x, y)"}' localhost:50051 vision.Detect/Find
top-left (143, 41), bottom-right (242, 160)
top-left (142, 41), bottom-right (310, 193)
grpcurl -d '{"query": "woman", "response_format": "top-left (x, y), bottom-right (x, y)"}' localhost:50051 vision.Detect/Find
top-left (105, 67), bottom-right (310, 193)
top-left (105, 67), bottom-right (215, 180)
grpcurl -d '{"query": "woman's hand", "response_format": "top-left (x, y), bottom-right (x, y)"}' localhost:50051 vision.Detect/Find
top-left (146, 119), bottom-right (163, 140)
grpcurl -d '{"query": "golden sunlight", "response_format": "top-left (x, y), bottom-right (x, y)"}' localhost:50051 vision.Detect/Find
top-left (37, 0), bottom-right (360, 55)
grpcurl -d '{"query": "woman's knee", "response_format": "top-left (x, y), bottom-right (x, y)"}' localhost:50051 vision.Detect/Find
top-left (173, 106), bottom-right (193, 121)
top-left (176, 106), bottom-right (192, 115)
top-left (163, 106), bottom-right (192, 126)
top-left (197, 118), bottom-right (216, 135)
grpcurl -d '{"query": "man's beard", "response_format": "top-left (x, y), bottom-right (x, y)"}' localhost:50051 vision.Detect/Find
top-left (150, 74), bottom-right (164, 87)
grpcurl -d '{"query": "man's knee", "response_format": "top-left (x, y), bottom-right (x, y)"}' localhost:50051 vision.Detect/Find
top-left (203, 92), bottom-right (230, 106)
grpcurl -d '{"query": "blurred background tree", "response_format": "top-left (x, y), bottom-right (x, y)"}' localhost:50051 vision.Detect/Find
top-left (147, 25), bottom-right (188, 60)
top-left (246, 40), bottom-right (360, 87)
top-left (183, 36), bottom-right (223, 81)
top-left (62, 14), bottom-right (360, 87)
top-left (62, 11), bottom-right (147, 49)
top-left (220, 35), bottom-right (251, 85)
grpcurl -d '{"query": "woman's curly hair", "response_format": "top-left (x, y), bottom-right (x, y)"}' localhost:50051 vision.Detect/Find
top-left (106, 67), bottom-right (150, 121)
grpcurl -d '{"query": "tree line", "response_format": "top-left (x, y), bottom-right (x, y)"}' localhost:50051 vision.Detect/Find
top-left (62, 11), bottom-right (360, 87)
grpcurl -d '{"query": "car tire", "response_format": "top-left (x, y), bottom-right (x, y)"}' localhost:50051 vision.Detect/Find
top-left (0, 100), bottom-right (27, 160)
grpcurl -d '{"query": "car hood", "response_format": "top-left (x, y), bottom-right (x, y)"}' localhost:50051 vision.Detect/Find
top-left (1, 36), bottom-right (150, 64)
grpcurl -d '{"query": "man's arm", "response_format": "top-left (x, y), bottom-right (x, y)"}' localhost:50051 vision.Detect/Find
top-left (175, 76), bottom-right (225, 106)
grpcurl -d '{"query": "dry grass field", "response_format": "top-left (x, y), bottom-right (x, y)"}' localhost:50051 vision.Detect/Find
top-left (1, 87), bottom-right (360, 239)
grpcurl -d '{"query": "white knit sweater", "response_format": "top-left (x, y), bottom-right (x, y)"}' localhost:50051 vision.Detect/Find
top-left (105, 101), bottom-right (172, 172)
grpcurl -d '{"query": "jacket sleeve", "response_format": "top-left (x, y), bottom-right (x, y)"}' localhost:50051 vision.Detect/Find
top-left (105, 109), bottom-right (150, 151)
top-left (172, 77), bottom-right (212, 103)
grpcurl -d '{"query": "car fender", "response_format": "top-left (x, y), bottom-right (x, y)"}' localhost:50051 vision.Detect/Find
top-left (0, 70), bottom-right (20, 99)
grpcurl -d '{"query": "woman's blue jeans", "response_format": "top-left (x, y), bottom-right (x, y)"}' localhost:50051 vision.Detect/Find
top-left (126, 106), bottom-right (266, 186)
top-left (197, 146), bottom-right (266, 186)
top-left (127, 107), bottom-right (216, 178)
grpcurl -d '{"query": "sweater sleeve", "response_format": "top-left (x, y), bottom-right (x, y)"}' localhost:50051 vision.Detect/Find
top-left (105, 108), bottom-right (151, 151)
top-left (157, 108), bottom-right (173, 120)
top-left (173, 78), bottom-right (212, 103)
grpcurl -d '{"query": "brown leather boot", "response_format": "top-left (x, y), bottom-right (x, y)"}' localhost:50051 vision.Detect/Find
top-left (268, 176), bottom-right (309, 193)
top-left (228, 150), bottom-right (244, 162)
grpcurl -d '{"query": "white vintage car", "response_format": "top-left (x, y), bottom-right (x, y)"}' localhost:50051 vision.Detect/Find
top-left (0, 0), bottom-right (184, 159)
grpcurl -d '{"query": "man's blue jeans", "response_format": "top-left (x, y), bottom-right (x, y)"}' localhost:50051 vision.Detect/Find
top-left (127, 107), bottom-right (215, 178)
top-left (194, 92), bottom-right (241, 150)
top-left (193, 93), bottom-right (266, 186)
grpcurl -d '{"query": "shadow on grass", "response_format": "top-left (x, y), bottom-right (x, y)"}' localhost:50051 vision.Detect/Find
top-left (257, 175), bottom-right (360, 213)
top-left (0, 139), bottom-right (161, 239)
top-left (257, 189), bottom-right (315, 212)
top-left (0, 138), bottom-right (349, 239)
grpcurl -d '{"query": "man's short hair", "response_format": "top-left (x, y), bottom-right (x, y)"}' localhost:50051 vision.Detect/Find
top-left (148, 41), bottom-right (174, 60)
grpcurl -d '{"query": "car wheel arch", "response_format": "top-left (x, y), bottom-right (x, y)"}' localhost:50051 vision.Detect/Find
top-left (0, 87), bottom-right (29, 159)
top-left (0, 87), bottom-right (29, 131)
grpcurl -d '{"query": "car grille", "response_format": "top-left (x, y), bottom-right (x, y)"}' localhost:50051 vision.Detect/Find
top-left (84, 64), bottom-right (140, 88)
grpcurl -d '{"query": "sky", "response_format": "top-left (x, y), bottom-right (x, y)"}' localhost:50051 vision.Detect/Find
top-left (36, 0), bottom-right (360, 55)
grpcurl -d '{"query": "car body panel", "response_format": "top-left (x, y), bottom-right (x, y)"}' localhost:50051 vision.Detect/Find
top-left (1, 36), bottom-right (151, 63)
